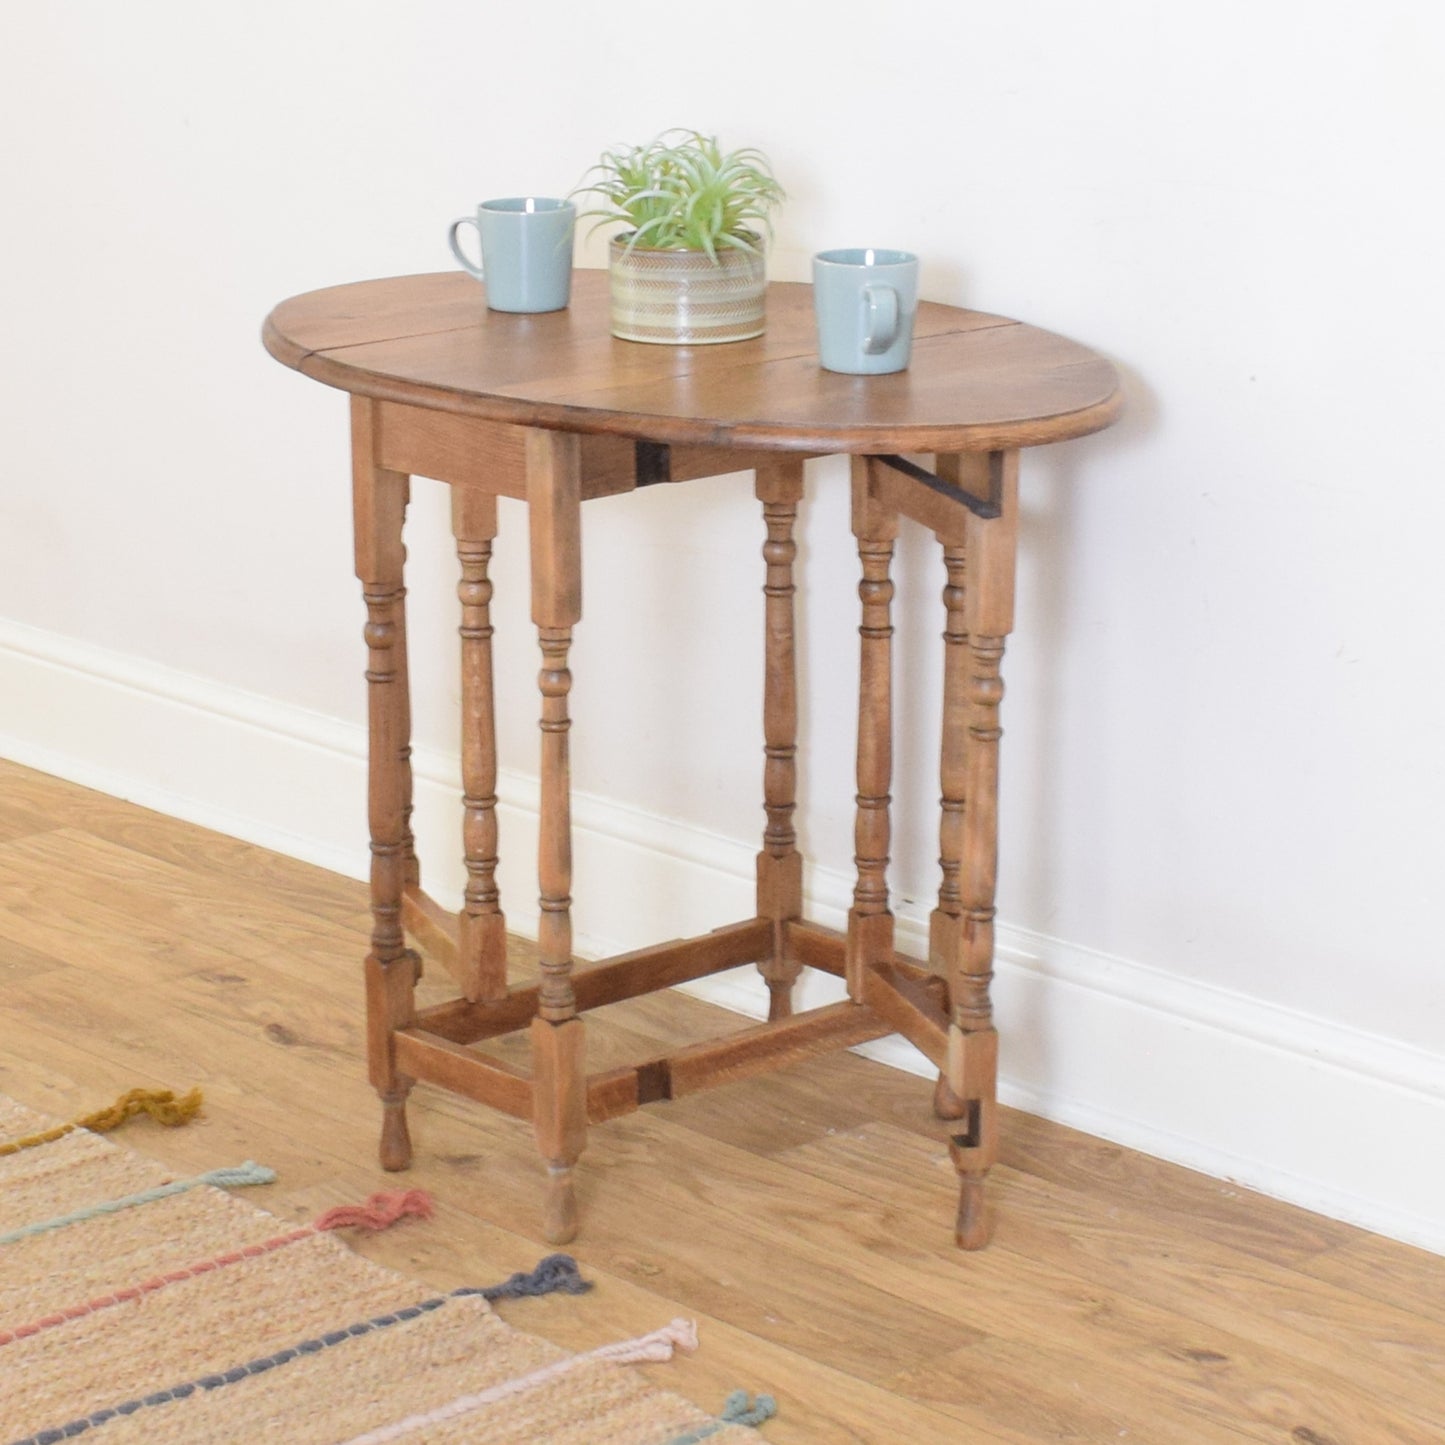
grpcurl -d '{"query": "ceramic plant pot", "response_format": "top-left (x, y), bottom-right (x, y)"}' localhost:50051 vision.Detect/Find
top-left (608, 234), bottom-right (766, 344)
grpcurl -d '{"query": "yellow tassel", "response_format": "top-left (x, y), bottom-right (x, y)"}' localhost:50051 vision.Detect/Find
top-left (77, 1087), bottom-right (204, 1132)
top-left (0, 1122), bottom-right (71, 1156)
top-left (0, 1086), bottom-right (203, 1157)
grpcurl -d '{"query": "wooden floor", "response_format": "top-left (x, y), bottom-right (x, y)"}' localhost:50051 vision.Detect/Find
top-left (1, 759), bottom-right (1441, 1443)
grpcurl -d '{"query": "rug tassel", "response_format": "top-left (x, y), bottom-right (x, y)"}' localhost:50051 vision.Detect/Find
top-left (332, 1314), bottom-right (698, 1445)
top-left (0, 1085), bottom-right (203, 1158)
top-left (590, 1317), bottom-right (699, 1365)
top-left (198, 1162), bottom-right (277, 1189)
top-left (662, 1389), bottom-right (780, 1444)
top-left (78, 1086), bottom-right (204, 1132)
top-left (0, 1162), bottom-right (277, 1246)
top-left (314, 1190), bottom-right (435, 1233)
top-left (478, 1253), bottom-right (593, 1300)
top-left (719, 1389), bottom-right (778, 1428)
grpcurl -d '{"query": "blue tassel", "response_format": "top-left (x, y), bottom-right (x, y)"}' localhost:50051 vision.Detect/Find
top-left (476, 1253), bottom-right (592, 1300)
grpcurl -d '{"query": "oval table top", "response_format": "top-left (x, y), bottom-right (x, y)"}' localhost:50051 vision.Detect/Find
top-left (264, 270), bottom-right (1121, 454)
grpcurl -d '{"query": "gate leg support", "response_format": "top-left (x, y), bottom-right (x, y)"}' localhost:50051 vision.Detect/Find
top-left (755, 459), bottom-right (806, 1019)
top-left (454, 485), bottom-right (508, 1003)
top-left (527, 428), bottom-right (588, 1241)
top-left (352, 398), bottom-right (418, 1172)
top-left (933, 451), bottom-right (1018, 1250)
top-left (846, 458), bottom-right (898, 1000)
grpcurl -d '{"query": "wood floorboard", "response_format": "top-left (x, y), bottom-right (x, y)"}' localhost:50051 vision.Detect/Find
top-left (774, 1125), bottom-right (1445, 1410)
top-left (0, 764), bottom-right (369, 924)
top-left (0, 757), bottom-right (1439, 1443)
top-left (1301, 1233), bottom-right (1445, 1331)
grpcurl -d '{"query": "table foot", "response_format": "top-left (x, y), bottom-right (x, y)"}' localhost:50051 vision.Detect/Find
top-left (532, 1014), bottom-right (586, 1241)
top-left (933, 1073), bottom-right (967, 1121)
top-left (954, 1172), bottom-right (990, 1250)
top-left (542, 1163), bottom-right (579, 1245)
top-left (765, 979), bottom-right (795, 1021)
top-left (378, 1087), bottom-right (414, 1172)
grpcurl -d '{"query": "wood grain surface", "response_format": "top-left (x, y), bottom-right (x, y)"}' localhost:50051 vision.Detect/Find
top-left (2, 760), bottom-right (1442, 1443)
top-left (263, 270), bottom-right (1122, 453)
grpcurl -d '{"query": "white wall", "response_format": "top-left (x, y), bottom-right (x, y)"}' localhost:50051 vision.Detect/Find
top-left (2, 2), bottom-right (1443, 1249)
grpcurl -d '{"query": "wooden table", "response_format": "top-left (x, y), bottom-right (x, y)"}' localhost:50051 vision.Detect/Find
top-left (263, 269), bottom-right (1121, 1249)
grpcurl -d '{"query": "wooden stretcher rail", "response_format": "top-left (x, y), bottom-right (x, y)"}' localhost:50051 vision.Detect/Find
top-left (401, 885), bottom-right (461, 979)
top-left (785, 919), bottom-right (952, 1004)
top-left (585, 999), bottom-right (895, 1124)
top-left (393, 1029), bottom-right (533, 1120)
top-left (862, 960), bottom-right (951, 1069)
top-left (783, 919), bottom-right (848, 976)
top-left (414, 918), bottom-right (774, 1045)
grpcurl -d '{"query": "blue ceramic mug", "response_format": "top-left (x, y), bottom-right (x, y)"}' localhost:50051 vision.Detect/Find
top-left (812, 248), bottom-right (919, 374)
top-left (448, 197), bottom-right (576, 313)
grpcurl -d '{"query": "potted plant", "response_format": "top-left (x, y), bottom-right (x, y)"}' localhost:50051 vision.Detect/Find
top-left (574, 128), bottom-right (785, 345)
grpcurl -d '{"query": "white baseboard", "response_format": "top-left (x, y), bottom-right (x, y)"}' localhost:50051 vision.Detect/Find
top-left (3, 614), bottom-right (1442, 1254)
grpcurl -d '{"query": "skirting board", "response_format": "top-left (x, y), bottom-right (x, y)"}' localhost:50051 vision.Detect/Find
top-left (2, 614), bottom-right (1443, 1255)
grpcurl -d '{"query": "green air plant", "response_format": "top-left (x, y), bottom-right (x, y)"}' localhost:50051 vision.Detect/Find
top-left (575, 129), bottom-right (785, 262)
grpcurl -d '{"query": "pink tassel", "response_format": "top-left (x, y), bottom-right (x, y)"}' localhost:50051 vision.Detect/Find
top-left (336, 1317), bottom-right (703, 1445)
top-left (591, 1317), bottom-right (700, 1365)
top-left (314, 1189), bottom-right (435, 1233)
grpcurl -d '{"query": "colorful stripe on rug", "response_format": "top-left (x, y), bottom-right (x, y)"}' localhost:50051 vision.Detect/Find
top-left (7, 1261), bottom-right (597, 1445)
top-left (0, 1093), bottom-right (775, 1443)
top-left (0, 1161), bottom-right (276, 1244)
top-left (0, 1189), bottom-right (435, 1347)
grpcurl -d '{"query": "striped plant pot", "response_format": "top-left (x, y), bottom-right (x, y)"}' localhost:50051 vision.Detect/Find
top-left (608, 235), bottom-right (767, 344)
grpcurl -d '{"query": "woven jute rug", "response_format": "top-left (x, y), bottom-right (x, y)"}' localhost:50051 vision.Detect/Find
top-left (0, 1093), bottom-right (774, 1444)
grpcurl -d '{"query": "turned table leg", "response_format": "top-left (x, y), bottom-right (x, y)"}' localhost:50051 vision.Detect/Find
top-left (931, 537), bottom-right (971, 1124)
top-left (755, 459), bottom-right (806, 1019)
top-left (395, 563), bottom-right (419, 900)
top-left (453, 485), bottom-right (507, 1004)
top-left (351, 398), bottom-right (418, 1172)
top-left (526, 429), bottom-right (588, 1244)
top-left (933, 451), bottom-right (1019, 1249)
top-left (847, 459), bottom-right (898, 1000)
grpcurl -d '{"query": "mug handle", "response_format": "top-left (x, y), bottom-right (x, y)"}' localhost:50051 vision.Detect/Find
top-left (448, 215), bottom-right (485, 280)
top-left (861, 284), bottom-right (900, 355)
